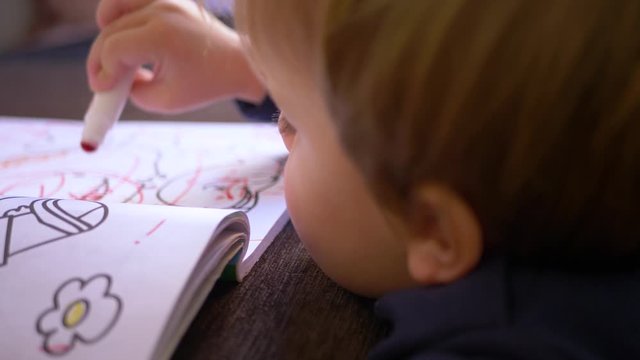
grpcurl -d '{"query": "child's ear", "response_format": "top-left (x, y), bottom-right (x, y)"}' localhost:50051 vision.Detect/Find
top-left (404, 184), bottom-right (482, 285)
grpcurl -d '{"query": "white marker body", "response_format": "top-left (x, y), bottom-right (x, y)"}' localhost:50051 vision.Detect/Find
top-left (81, 71), bottom-right (135, 148)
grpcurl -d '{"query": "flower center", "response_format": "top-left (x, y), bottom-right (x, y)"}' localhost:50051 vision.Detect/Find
top-left (63, 299), bottom-right (89, 328)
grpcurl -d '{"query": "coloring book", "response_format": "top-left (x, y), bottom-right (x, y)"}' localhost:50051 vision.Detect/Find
top-left (0, 117), bottom-right (289, 359)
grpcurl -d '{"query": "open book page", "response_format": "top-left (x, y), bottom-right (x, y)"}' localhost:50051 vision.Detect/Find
top-left (0, 196), bottom-right (248, 360)
top-left (0, 117), bottom-right (289, 276)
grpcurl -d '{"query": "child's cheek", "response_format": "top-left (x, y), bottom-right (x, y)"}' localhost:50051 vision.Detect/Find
top-left (280, 143), bottom-right (326, 255)
top-left (281, 151), bottom-right (306, 235)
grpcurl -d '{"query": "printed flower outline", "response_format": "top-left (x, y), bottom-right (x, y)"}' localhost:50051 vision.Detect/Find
top-left (36, 274), bottom-right (123, 356)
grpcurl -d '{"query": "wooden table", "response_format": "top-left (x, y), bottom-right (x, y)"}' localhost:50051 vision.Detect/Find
top-left (173, 223), bottom-right (386, 360)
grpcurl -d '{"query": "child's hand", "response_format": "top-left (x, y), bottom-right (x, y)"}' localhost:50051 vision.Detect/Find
top-left (87, 0), bottom-right (265, 114)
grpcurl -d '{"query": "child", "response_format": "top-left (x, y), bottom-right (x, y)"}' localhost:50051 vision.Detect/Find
top-left (89, 0), bottom-right (640, 358)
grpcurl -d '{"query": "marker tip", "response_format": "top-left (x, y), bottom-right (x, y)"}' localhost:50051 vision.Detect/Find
top-left (81, 141), bottom-right (97, 152)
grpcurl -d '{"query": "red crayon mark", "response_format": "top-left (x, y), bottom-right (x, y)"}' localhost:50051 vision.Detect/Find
top-left (66, 158), bottom-right (144, 203)
top-left (135, 219), bottom-right (167, 244)
top-left (213, 176), bottom-right (249, 201)
top-left (81, 141), bottom-right (97, 152)
top-left (108, 157), bottom-right (141, 200)
top-left (41, 344), bottom-right (71, 354)
top-left (75, 183), bottom-right (107, 201)
top-left (1, 149), bottom-right (69, 169)
top-left (168, 163), bottom-right (203, 205)
top-left (147, 219), bottom-right (166, 236)
top-left (0, 173), bottom-right (66, 197)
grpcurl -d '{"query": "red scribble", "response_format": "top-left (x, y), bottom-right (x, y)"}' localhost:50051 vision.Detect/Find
top-left (69, 181), bottom-right (108, 201)
top-left (68, 176), bottom-right (143, 203)
top-left (41, 344), bottom-right (71, 354)
top-left (0, 169), bottom-right (143, 203)
top-left (135, 219), bottom-right (167, 244)
top-left (1, 149), bottom-right (70, 169)
top-left (0, 182), bottom-right (21, 195)
top-left (226, 178), bottom-right (248, 200)
top-left (70, 157), bottom-right (142, 202)
top-left (48, 173), bottom-right (67, 197)
top-left (146, 219), bottom-right (166, 237)
top-left (107, 157), bottom-right (141, 198)
top-left (213, 175), bottom-right (249, 201)
top-left (0, 173), bottom-right (66, 197)
top-left (168, 158), bottom-right (203, 205)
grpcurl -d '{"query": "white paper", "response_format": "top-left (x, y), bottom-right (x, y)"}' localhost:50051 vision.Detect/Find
top-left (0, 117), bottom-right (289, 256)
top-left (0, 196), bottom-right (243, 360)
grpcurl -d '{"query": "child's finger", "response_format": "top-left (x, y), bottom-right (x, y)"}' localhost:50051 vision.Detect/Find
top-left (88, 25), bottom-right (161, 93)
top-left (87, 6), bottom-right (154, 91)
top-left (87, 34), bottom-right (115, 92)
top-left (96, 0), bottom-right (155, 28)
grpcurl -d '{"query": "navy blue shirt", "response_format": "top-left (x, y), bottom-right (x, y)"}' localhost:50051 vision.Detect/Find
top-left (370, 255), bottom-right (640, 359)
top-left (236, 96), bottom-right (278, 122)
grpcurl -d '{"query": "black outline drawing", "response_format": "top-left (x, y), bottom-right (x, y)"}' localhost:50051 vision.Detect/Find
top-left (0, 197), bottom-right (108, 267)
top-left (36, 274), bottom-right (123, 356)
top-left (156, 156), bottom-right (285, 211)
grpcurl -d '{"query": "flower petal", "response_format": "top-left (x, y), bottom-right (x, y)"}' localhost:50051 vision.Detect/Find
top-left (42, 327), bottom-right (75, 355)
top-left (56, 279), bottom-right (84, 307)
top-left (81, 275), bottom-right (111, 299)
top-left (37, 308), bottom-right (63, 334)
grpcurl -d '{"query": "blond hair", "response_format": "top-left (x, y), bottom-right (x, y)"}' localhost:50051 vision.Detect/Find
top-left (236, 0), bottom-right (640, 268)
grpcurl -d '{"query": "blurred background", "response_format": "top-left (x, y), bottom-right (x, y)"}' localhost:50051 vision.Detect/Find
top-left (0, 0), bottom-right (244, 121)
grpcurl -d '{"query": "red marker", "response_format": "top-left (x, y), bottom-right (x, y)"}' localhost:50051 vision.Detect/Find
top-left (80, 71), bottom-right (135, 152)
